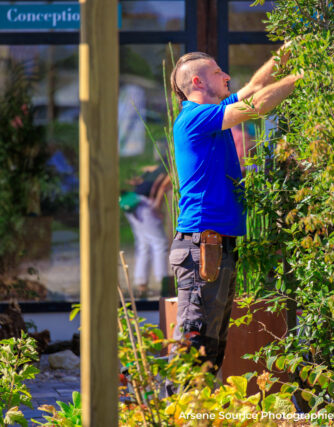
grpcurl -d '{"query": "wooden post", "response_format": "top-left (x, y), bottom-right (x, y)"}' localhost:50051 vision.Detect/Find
top-left (79, 1), bottom-right (119, 426)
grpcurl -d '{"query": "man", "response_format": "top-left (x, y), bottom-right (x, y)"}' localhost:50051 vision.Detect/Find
top-left (166, 45), bottom-right (301, 395)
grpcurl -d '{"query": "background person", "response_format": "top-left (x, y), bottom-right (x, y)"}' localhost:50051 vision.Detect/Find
top-left (166, 44), bottom-right (302, 395)
top-left (121, 164), bottom-right (172, 299)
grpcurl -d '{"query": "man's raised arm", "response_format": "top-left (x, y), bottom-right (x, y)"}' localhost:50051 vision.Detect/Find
top-left (222, 72), bottom-right (302, 130)
top-left (237, 42), bottom-right (291, 101)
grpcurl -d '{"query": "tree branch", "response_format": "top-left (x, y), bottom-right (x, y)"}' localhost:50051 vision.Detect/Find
top-left (294, 0), bottom-right (329, 29)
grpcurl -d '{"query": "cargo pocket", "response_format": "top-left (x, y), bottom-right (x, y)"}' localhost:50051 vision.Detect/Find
top-left (183, 319), bottom-right (206, 349)
top-left (169, 248), bottom-right (193, 283)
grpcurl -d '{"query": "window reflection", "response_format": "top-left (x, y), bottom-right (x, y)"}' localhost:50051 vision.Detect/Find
top-left (119, 44), bottom-right (183, 156)
top-left (120, 0), bottom-right (185, 31)
top-left (0, 45), bottom-right (79, 302)
top-left (229, 1), bottom-right (275, 32)
top-left (229, 44), bottom-right (280, 170)
top-left (229, 43), bottom-right (280, 91)
top-left (119, 43), bottom-right (184, 299)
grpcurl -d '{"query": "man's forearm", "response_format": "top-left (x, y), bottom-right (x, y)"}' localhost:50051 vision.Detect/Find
top-left (223, 72), bottom-right (301, 130)
top-left (253, 74), bottom-right (299, 115)
top-left (237, 43), bottom-right (291, 101)
top-left (249, 44), bottom-right (291, 91)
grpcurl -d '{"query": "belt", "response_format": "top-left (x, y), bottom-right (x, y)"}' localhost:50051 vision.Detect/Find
top-left (175, 231), bottom-right (236, 247)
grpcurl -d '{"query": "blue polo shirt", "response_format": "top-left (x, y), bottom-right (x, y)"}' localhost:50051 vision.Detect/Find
top-left (174, 93), bottom-right (246, 236)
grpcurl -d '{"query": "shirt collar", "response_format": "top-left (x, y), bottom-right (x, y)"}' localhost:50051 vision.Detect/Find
top-left (182, 100), bottom-right (198, 108)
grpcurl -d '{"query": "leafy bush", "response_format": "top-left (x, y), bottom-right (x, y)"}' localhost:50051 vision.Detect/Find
top-left (0, 332), bottom-right (39, 427)
top-left (33, 391), bottom-right (81, 426)
top-left (235, 0), bottom-right (334, 412)
top-left (117, 298), bottom-right (298, 426)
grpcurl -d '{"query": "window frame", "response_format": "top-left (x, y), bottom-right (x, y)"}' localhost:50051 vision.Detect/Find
top-left (218, 0), bottom-right (277, 72)
top-left (0, 0), bottom-right (278, 311)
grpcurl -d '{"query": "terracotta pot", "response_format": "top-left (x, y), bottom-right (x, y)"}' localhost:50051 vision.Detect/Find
top-left (159, 297), bottom-right (289, 394)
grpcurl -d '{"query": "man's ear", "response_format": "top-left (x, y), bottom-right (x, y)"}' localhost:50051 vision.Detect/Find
top-left (192, 75), bottom-right (202, 88)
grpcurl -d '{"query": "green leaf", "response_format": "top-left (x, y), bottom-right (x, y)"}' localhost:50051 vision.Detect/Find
top-left (280, 382), bottom-right (298, 394)
top-left (4, 407), bottom-right (28, 427)
top-left (242, 353), bottom-right (255, 360)
top-left (57, 401), bottom-right (70, 415)
top-left (266, 355), bottom-right (277, 371)
top-left (31, 419), bottom-right (44, 426)
top-left (152, 328), bottom-right (164, 340)
top-left (72, 391), bottom-right (81, 408)
top-left (301, 389), bottom-right (313, 402)
top-left (243, 371), bottom-right (257, 382)
top-left (299, 365), bottom-right (311, 382)
top-left (308, 370), bottom-right (322, 386)
top-left (275, 356), bottom-right (286, 371)
top-left (19, 364), bottom-right (39, 379)
top-left (318, 373), bottom-right (329, 389)
top-left (245, 392), bottom-right (261, 406)
top-left (70, 307), bottom-right (81, 322)
top-left (325, 404), bottom-right (334, 414)
top-left (226, 376), bottom-right (247, 396)
top-left (328, 380), bottom-right (334, 397)
top-left (310, 396), bottom-right (324, 410)
top-left (262, 394), bottom-right (276, 412)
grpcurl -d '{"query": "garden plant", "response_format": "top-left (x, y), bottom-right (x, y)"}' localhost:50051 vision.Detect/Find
top-left (3, 0), bottom-right (332, 425)
top-left (234, 0), bottom-right (334, 418)
top-left (0, 60), bottom-right (54, 274)
top-left (32, 391), bottom-right (81, 426)
top-left (0, 333), bottom-right (39, 427)
top-left (117, 252), bottom-right (300, 426)
top-left (138, 0), bottom-right (334, 423)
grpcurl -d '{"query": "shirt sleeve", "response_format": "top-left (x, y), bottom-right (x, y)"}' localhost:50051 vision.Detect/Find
top-left (182, 95), bottom-right (239, 136)
top-left (220, 93), bottom-right (239, 106)
top-left (187, 103), bottom-right (226, 135)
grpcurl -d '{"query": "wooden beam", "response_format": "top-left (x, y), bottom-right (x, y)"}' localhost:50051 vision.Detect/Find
top-left (79, 1), bottom-right (119, 425)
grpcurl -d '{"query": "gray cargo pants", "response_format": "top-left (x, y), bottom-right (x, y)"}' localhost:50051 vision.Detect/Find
top-left (166, 231), bottom-right (237, 396)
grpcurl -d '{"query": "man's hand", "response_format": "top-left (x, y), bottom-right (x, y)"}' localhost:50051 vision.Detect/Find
top-left (223, 74), bottom-right (300, 130)
top-left (237, 42), bottom-right (292, 102)
top-left (294, 68), bottom-right (304, 80)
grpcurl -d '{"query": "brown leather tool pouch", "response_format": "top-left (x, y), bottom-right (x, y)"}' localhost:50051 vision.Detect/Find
top-left (199, 230), bottom-right (223, 282)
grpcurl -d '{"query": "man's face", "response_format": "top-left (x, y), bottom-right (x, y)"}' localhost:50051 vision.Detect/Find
top-left (202, 60), bottom-right (231, 101)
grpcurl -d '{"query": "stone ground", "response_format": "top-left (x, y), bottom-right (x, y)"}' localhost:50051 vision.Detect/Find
top-left (18, 228), bottom-right (165, 301)
top-left (20, 355), bottom-right (80, 426)
top-left (10, 227), bottom-right (166, 425)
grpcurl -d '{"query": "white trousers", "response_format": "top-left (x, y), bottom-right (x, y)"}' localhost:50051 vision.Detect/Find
top-left (125, 196), bottom-right (169, 286)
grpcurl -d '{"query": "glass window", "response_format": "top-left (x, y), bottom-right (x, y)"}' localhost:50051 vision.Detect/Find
top-left (119, 43), bottom-right (183, 157)
top-left (229, 44), bottom-right (280, 168)
top-left (229, 43), bottom-right (280, 90)
top-left (120, 1), bottom-right (185, 31)
top-left (0, 45), bottom-right (79, 302)
top-left (229, 1), bottom-right (275, 31)
top-left (119, 43), bottom-right (184, 299)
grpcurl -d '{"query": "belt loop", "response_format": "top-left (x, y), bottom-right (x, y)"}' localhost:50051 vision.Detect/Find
top-left (192, 232), bottom-right (201, 245)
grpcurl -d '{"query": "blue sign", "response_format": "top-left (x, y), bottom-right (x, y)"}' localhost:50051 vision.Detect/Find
top-left (0, 3), bottom-right (80, 30)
